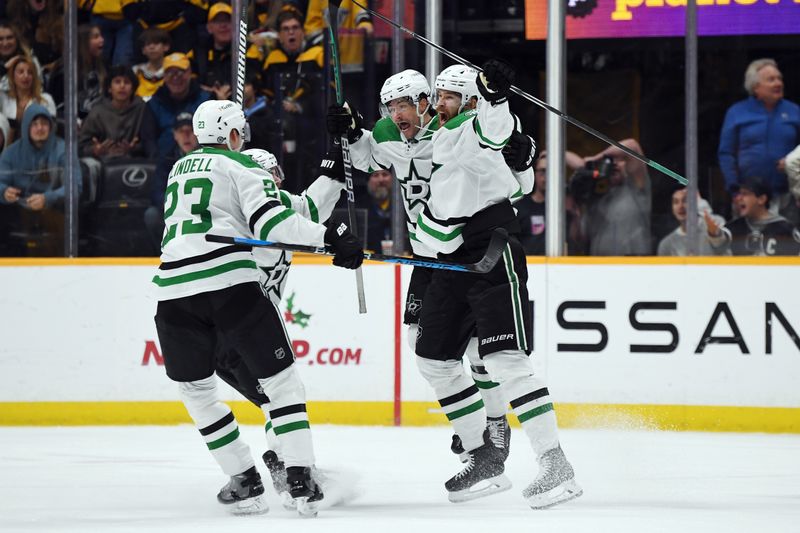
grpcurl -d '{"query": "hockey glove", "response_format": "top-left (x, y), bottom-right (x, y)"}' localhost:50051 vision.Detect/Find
top-left (319, 145), bottom-right (345, 183)
top-left (503, 130), bottom-right (537, 172)
top-left (324, 221), bottom-right (364, 269)
top-left (476, 59), bottom-right (515, 104)
top-left (326, 103), bottom-right (364, 144)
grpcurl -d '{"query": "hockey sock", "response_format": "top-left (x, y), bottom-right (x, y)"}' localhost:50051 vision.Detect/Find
top-left (417, 356), bottom-right (487, 451)
top-left (258, 365), bottom-right (315, 468)
top-left (483, 350), bottom-right (559, 456)
top-left (260, 402), bottom-right (282, 458)
top-left (179, 376), bottom-right (255, 476)
top-left (465, 339), bottom-right (507, 418)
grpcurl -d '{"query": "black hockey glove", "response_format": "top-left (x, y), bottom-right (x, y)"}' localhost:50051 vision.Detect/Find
top-left (324, 221), bottom-right (364, 269)
top-left (476, 59), bottom-right (515, 104)
top-left (319, 145), bottom-right (345, 183)
top-left (326, 103), bottom-right (364, 144)
top-left (503, 130), bottom-right (536, 172)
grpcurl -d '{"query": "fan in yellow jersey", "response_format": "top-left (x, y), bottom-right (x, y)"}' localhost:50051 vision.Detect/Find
top-left (152, 99), bottom-right (362, 518)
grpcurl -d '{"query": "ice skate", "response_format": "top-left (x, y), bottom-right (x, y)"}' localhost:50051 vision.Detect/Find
top-left (286, 466), bottom-right (324, 518)
top-left (216, 466), bottom-right (269, 515)
top-left (523, 445), bottom-right (583, 509)
top-left (451, 415), bottom-right (511, 464)
top-left (262, 450), bottom-right (296, 510)
top-left (487, 415), bottom-right (511, 461)
top-left (445, 432), bottom-right (511, 502)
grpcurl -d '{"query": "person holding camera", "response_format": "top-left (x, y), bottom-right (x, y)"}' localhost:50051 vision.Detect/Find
top-left (568, 138), bottom-right (651, 255)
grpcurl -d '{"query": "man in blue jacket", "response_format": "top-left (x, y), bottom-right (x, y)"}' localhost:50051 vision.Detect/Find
top-left (145, 53), bottom-right (211, 158)
top-left (718, 59), bottom-right (800, 212)
top-left (0, 104), bottom-right (82, 255)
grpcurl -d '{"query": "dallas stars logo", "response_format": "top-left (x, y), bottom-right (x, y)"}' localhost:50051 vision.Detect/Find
top-left (260, 251), bottom-right (291, 301)
top-left (284, 292), bottom-right (311, 329)
top-left (396, 159), bottom-right (431, 211)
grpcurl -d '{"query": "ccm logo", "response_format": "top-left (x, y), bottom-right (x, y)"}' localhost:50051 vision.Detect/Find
top-left (481, 334), bottom-right (515, 346)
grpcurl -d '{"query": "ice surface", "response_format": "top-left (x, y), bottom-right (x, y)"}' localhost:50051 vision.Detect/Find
top-left (0, 425), bottom-right (798, 532)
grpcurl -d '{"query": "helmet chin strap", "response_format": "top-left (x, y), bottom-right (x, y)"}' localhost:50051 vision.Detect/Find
top-left (407, 100), bottom-right (433, 134)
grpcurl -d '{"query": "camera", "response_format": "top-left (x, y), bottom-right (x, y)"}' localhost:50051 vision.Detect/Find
top-left (568, 155), bottom-right (614, 204)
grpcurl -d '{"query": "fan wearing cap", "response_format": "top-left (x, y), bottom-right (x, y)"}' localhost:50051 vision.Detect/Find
top-left (143, 111), bottom-right (199, 253)
top-left (190, 3), bottom-right (263, 101)
top-left (145, 52), bottom-right (210, 158)
top-left (713, 176), bottom-right (800, 256)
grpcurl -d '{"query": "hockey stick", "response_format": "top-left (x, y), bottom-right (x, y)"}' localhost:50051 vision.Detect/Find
top-left (205, 228), bottom-right (509, 274)
top-left (327, 0), bottom-right (368, 313)
top-left (350, 0), bottom-right (687, 186)
top-left (232, 0), bottom-right (247, 106)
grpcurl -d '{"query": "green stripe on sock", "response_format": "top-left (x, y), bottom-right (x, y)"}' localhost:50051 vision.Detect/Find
top-left (517, 402), bottom-right (554, 423)
top-left (474, 380), bottom-right (500, 390)
top-left (273, 420), bottom-right (310, 435)
top-left (265, 420), bottom-right (272, 433)
top-left (445, 399), bottom-right (485, 421)
top-left (207, 428), bottom-right (240, 450)
top-left (306, 195), bottom-right (319, 223)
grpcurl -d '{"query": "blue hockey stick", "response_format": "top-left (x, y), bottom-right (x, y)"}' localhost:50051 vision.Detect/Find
top-left (205, 228), bottom-right (508, 274)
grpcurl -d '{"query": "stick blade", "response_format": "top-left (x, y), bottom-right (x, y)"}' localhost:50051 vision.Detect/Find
top-left (206, 234), bottom-right (237, 245)
top-left (470, 228), bottom-right (509, 273)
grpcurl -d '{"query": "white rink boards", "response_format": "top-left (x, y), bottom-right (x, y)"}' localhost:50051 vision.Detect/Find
top-left (0, 256), bottom-right (798, 431)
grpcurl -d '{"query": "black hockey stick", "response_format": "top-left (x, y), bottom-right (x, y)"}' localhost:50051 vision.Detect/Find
top-left (327, 0), bottom-right (368, 313)
top-left (204, 228), bottom-right (509, 274)
top-left (350, 0), bottom-right (687, 186)
top-left (232, 0), bottom-right (247, 106)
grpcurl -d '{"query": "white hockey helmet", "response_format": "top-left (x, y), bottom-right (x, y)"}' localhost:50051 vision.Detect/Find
top-left (192, 99), bottom-right (251, 151)
top-left (242, 148), bottom-right (284, 186)
top-left (435, 64), bottom-right (480, 113)
top-left (379, 69), bottom-right (431, 117)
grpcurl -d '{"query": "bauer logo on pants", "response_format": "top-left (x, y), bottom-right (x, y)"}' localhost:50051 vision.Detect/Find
top-left (481, 333), bottom-right (515, 346)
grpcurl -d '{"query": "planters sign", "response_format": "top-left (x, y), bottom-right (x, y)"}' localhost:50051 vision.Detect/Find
top-left (524, 0), bottom-right (800, 39)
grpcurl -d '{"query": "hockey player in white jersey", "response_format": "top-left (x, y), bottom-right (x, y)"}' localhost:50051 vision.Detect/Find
top-left (415, 60), bottom-right (582, 509)
top-left (152, 99), bottom-right (362, 517)
top-left (326, 68), bottom-right (536, 464)
top-left (213, 146), bottom-right (345, 509)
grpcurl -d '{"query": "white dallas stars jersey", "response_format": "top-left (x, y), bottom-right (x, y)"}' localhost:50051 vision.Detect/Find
top-left (153, 147), bottom-right (328, 300)
top-left (416, 100), bottom-right (532, 255)
top-left (255, 175), bottom-right (344, 303)
top-left (350, 115), bottom-right (440, 257)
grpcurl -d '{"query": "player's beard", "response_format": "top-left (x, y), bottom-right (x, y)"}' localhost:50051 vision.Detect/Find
top-left (371, 186), bottom-right (390, 201)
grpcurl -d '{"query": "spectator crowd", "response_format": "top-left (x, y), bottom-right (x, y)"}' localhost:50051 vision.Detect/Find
top-left (0, 1), bottom-right (797, 258)
top-left (0, 0), bottom-right (374, 256)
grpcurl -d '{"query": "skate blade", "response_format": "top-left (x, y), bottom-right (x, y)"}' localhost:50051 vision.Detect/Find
top-left (525, 478), bottom-right (583, 510)
top-left (295, 496), bottom-right (320, 518)
top-left (226, 494), bottom-right (269, 515)
top-left (447, 474), bottom-right (512, 503)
